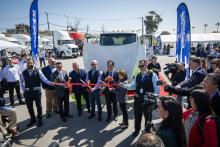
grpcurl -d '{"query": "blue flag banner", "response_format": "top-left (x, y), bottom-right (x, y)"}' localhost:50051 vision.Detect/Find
top-left (176, 3), bottom-right (191, 78)
top-left (30, 0), bottom-right (39, 65)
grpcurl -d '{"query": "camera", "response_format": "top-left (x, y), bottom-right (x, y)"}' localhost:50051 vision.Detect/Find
top-left (163, 63), bottom-right (178, 75)
top-left (143, 92), bottom-right (159, 111)
top-left (156, 80), bottom-right (163, 86)
top-left (142, 92), bottom-right (159, 133)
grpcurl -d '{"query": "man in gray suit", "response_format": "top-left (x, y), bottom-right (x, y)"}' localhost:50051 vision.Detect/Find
top-left (51, 62), bottom-right (73, 122)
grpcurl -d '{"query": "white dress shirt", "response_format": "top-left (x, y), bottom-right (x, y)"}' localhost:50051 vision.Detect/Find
top-left (18, 59), bottom-right (27, 72)
top-left (122, 72), bottom-right (160, 95)
top-left (3, 64), bottom-right (21, 82)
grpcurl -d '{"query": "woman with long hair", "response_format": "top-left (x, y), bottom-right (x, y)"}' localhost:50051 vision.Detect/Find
top-left (156, 96), bottom-right (186, 147)
top-left (183, 89), bottom-right (218, 147)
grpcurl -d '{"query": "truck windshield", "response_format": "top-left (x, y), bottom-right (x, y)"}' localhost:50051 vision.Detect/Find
top-left (100, 33), bottom-right (137, 46)
top-left (60, 40), bottom-right (74, 45)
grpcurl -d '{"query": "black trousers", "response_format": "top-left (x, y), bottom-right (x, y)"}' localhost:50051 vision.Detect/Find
top-left (134, 97), bottom-right (149, 132)
top-left (119, 103), bottom-right (128, 125)
top-left (39, 58), bottom-right (46, 67)
top-left (0, 82), bottom-right (4, 98)
top-left (74, 88), bottom-right (90, 113)
top-left (58, 89), bottom-right (69, 118)
top-left (105, 91), bottom-right (118, 118)
top-left (24, 90), bottom-right (42, 121)
top-left (8, 81), bottom-right (22, 105)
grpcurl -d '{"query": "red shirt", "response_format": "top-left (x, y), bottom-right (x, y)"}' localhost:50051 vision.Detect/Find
top-left (183, 109), bottom-right (218, 147)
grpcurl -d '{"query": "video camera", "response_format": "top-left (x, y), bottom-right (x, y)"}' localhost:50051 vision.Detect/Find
top-left (163, 63), bottom-right (178, 75)
top-left (142, 92), bottom-right (159, 133)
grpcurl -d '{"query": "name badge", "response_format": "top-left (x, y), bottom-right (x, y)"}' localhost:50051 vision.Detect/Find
top-left (140, 88), bottom-right (143, 94)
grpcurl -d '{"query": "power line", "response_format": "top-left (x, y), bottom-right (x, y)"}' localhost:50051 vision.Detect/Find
top-left (0, 16), bottom-right (28, 21)
top-left (47, 11), bottom-right (141, 21)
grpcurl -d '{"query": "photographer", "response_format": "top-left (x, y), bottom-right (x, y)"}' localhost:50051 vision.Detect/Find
top-left (163, 63), bottom-right (178, 83)
top-left (120, 59), bottom-right (159, 137)
top-left (148, 56), bottom-right (161, 77)
top-left (171, 63), bottom-right (186, 86)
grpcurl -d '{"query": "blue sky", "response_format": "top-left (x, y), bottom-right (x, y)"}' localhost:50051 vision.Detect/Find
top-left (0, 0), bottom-right (220, 34)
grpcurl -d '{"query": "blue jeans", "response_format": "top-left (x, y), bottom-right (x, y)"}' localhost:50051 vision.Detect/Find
top-left (89, 89), bottom-right (102, 117)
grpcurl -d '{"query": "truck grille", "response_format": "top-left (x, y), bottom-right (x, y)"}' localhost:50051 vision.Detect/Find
top-left (72, 48), bottom-right (78, 53)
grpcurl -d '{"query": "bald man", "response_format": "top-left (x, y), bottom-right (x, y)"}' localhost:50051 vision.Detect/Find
top-left (86, 60), bottom-right (103, 121)
top-left (41, 58), bottom-right (59, 118)
top-left (69, 62), bottom-right (90, 116)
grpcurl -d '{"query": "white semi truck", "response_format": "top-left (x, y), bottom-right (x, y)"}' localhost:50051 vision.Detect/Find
top-left (53, 31), bottom-right (80, 58)
top-left (0, 35), bottom-right (28, 56)
top-left (11, 34), bottom-right (31, 52)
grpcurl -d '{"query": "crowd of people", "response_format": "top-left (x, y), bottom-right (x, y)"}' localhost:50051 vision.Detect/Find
top-left (0, 47), bottom-right (220, 147)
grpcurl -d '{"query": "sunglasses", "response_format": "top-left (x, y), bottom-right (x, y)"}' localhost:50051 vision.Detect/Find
top-left (138, 65), bottom-right (145, 68)
top-left (57, 66), bottom-right (62, 68)
top-left (211, 62), bottom-right (216, 64)
top-left (91, 64), bottom-right (97, 66)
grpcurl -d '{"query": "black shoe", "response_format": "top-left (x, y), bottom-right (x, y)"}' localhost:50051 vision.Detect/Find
top-left (37, 120), bottom-right (43, 127)
top-left (78, 111), bottom-right (82, 116)
top-left (119, 122), bottom-right (125, 126)
top-left (46, 113), bottom-right (51, 118)
top-left (98, 116), bottom-right (102, 121)
top-left (54, 109), bottom-right (59, 114)
top-left (114, 116), bottom-right (118, 121)
top-left (10, 103), bottom-right (15, 108)
top-left (88, 114), bottom-right (95, 119)
top-left (62, 117), bottom-right (67, 122)
top-left (19, 100), bottom-right (25, 105)
top-left (105, 117), bottom-right (111, 123)
top-left (65, 114), bottom-right (73, 118)
top-left (132, 131), bottom-right (140, 137)
top-left (26, 120), bottom-right (36, 127)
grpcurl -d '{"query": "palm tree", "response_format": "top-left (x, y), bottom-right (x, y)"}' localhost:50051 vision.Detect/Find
top-left (216, 22), bottom-right (220, 32)
top-left (204, 24), bottom-right (208, 33)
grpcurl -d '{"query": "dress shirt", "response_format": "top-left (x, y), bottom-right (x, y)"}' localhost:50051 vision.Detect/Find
top-left (123, 72), bottom-right (160, 95)
top-left (18, 60), bottom-right (27, 72)
top-left (3, 64), bottom-right (21, 82)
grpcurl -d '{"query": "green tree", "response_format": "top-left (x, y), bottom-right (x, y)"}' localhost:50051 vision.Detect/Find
top-left (15, 24), bottom-right (30, 34)
top-left (144, 11), bottom-right (163, 34)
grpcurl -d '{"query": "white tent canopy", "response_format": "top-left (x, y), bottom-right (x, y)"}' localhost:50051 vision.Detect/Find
top-left (0, 39), bottom-right (22, 49)
top-left (160, 33), bottom-right (220, 43)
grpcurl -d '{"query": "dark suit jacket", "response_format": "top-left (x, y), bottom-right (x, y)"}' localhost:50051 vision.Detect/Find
top-left (102, 70), bottom-right (119, 95)
top-left (179, 67), bottom-right (207, 88)
top-left (41, 65), bottom-right (54, 90)
top-left (211, 91), bottom-right (220, 117)
top-left (51, 70), bottom-right (68, 98)
top-left (69, 69), bottom-right (87, 93)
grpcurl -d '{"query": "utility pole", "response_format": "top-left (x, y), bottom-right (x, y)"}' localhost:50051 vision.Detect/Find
top-left (141, 17), bottom-right (144, 44)
top-left (45, 12), bottom-right (50, 35)
top-left (64, 15), bottom-right (69, 31)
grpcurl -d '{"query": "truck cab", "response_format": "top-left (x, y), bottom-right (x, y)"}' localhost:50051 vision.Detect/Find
top-left (53, 31), bottom-right (80, 58)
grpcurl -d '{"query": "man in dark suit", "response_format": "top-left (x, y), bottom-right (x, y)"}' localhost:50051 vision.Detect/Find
top-left (86, 60), bottom-right (103, 121)
top-left (202, 73), bottom-right (220, 117)
top-left (178, 57), bottom-right (207, 107)
top-left (69, 62), bottom-right (90, 116)
top-left (51, 62), bottom-right (73, 122)
top-left (179, 56), bottom-right (207, 88)
top-left (41, 58), bottom-right (58, 118)
top-left (102, 60), bottom-right (119, 122)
